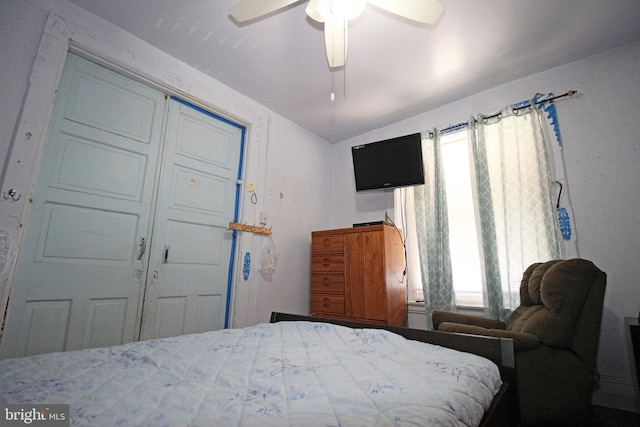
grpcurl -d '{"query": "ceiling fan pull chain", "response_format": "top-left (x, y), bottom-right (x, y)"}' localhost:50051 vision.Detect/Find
top-left (331, 68), bottom-right (335, 101)
top-left (343, 13), bottom-right (347, 99)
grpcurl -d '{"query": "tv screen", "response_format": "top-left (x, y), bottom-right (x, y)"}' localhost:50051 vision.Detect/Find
top-left (352, 133), bottom-right (425, 192)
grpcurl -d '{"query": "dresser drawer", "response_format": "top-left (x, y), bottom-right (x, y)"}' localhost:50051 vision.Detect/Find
top-left (312, 235), bottom-right (344, 253)
top-left (311, 294), bottom-right (344, 315)
top-left (311, 255), bottom-right (344, 273)
top-left (311, 274), bottom-right (345, 294)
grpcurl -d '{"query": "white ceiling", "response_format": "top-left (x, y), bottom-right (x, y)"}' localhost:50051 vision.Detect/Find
top-left (68, 0), bottom-right (640, 143)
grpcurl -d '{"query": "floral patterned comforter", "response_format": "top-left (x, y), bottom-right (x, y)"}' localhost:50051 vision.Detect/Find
top-left (0, 321), bottom-right (501, 426)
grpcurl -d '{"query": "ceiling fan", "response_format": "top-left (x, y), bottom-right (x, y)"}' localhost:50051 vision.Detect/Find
top-left (229, 0), bottom-right (444, 68)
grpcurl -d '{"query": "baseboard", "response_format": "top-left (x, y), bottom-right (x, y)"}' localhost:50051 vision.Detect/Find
top-left (592, 374), bottom-right (640, 413)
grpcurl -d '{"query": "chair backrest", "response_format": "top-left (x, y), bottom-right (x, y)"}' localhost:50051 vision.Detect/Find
top-left (506, 259), bottom-right (607, 366)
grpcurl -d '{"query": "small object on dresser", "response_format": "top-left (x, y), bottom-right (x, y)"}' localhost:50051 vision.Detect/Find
top-left (352, 221), bottom-right (384, 227)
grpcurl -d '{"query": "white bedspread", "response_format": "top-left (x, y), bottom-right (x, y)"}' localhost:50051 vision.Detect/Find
top-left (0, 321), bottom-right (502, 426)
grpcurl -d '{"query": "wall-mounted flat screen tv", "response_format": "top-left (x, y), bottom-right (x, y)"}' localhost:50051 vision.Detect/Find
top-left (352, 133), bottom-right (425, 192)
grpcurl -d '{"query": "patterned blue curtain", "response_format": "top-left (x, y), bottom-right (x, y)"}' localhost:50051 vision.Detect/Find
top-left (413, 130), bottom-right (455, 329)
top-left (471, 106), bottom-right (561, 321)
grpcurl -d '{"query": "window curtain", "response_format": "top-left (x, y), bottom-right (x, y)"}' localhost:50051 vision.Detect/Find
top-left (471, 106), bottom-right (562, 321)
top-left (413, 130), bottom-right (455, 329)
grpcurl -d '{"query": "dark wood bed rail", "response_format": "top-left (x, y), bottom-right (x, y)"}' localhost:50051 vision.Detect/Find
top-left (270, 312), bottom-right (518, 426)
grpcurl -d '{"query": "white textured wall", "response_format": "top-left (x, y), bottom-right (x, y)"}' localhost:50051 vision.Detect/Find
top-left (245, 116), bottom-right (333, 325)
top-left (332, 40), bottom-right (640, 410)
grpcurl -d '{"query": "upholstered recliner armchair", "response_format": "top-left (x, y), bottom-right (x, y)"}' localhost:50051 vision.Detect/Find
top-left (432, 259), bottom-right (607, 426)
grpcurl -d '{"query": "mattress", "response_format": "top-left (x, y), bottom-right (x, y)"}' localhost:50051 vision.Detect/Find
top-left (0, 321), bottom-right (502, 426)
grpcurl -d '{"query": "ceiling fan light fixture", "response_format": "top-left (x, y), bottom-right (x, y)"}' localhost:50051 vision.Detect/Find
top-left (306, 0), bottom-right (331, 22)
top-left (332, 0), bottom-right (366, 21)
top-left (308, 0), bottom-right (366, 23)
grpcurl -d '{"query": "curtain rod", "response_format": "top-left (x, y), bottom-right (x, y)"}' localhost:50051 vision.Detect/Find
top-left (510, 90), bottom-right (578, 113)
top-left (439, 90), bottom-right (577, 134)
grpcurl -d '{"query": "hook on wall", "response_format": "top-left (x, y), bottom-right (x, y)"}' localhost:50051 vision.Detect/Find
top-left (552, 181), bottom-right (563, 210)
top-left (3, 188), bottom-right (21, 202)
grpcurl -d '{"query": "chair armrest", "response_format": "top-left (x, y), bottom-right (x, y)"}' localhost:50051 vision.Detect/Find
top-left (438, 322), bottom-right (542, 351)
top-left (432, 311), bottom-right (506, 330)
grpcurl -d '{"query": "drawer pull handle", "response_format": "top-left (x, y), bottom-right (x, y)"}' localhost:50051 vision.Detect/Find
top-left (323, 258), bottom-right (330, 267)
top-left (322, 278), bottom-right (331, 287)
top-left (322, 298), bottom-right (330, 307)
top-left (323, 238), bottom-right (331, 247)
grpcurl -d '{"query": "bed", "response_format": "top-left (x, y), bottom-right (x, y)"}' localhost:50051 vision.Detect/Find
top-left (0, 312), bottom-right (517, 426)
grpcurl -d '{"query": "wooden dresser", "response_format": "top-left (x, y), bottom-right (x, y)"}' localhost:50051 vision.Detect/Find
top-left (310, 225), bottom-right (406, 326)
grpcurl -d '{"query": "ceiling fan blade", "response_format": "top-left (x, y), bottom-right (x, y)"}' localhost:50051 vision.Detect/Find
top-left (367, 0), bottom-right (444, 24)
top-left (229, 0), bottom-right (302, 22)
top-left (324, 15), bottom-right (347, 68)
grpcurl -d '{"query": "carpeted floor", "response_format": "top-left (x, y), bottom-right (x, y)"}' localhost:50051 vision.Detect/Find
top-left (586, 405), bottom-right (640, 426)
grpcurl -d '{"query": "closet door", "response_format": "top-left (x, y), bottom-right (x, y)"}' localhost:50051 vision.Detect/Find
top-left (0, 54), bottom-right (166, 358)
top-left (139, 100), bottom-right (243, 340)
top-left (0, 56), bottom-right (244, 360)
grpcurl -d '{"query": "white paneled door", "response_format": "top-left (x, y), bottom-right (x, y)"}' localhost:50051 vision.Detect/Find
top-left (139, 99), bottom-right (242, 340)
top-left (0, 54), bottom-right (243, 359)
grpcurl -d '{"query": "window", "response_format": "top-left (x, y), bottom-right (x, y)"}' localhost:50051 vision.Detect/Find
top-left (439, 131), bottom-right (483, 306)
top-left (399, 130), bottom-right (483, 307)
top-left (400, 105), bottom-right (566, 324)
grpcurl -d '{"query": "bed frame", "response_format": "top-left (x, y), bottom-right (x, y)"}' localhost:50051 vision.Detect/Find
top-left (270, 312), bottom-right (518, 427)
